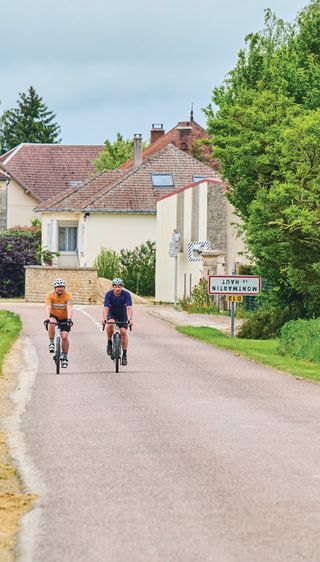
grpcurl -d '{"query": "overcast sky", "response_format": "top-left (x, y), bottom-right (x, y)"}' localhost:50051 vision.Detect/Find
top-left (1, 0), bottom-right (309, 146)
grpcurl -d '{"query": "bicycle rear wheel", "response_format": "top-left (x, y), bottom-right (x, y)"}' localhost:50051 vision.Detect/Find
top-left (55, 335), bottom-right (61, 374)
top-left (113, 332), bottom-right (121, 373)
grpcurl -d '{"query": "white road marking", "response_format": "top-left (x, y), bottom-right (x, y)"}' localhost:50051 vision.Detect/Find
top-left (74, 305), bottom-right (103, 331)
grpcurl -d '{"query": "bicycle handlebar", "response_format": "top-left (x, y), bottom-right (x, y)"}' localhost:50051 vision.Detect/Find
top-left (102, 320), bottom-right (132, 331)
top-left (44, 319), bottom-right (73, 331)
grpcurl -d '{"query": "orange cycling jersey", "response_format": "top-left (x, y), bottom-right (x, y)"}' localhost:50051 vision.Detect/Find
top-left (45, 291), bottom-right (73, 321)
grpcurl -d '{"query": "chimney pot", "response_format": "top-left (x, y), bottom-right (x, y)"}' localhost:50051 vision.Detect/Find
top-left (133, 133), bottom-right (142, 168)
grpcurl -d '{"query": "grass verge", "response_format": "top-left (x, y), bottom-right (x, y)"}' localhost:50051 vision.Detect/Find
top-left (0, 310), bottom-right (36, 562)
top-left (0, 311), bottom-right (22, 376)
top-left (176, 326), bottom-right (320, 382)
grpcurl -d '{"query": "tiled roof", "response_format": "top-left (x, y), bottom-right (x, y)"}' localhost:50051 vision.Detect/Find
top-left (0, 144), bottom-right (104, 202)
top-left (0, 164), bottom-right (10, 180)
top-left (38, 144), bottom-right (221, 213)
top-left (120, 119), bottom-right (217, 170)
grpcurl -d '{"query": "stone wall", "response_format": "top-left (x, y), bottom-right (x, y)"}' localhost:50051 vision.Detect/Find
top-left (25, 266), bottom-right (99, 304)
top-left (207, 183), bottom-right (227, 252)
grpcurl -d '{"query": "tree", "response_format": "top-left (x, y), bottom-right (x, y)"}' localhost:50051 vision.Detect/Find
top-left (120, 241), bottom-right (156, 296)
top-left (204, 0), bottom-right (320, 319)
top-left (246, 109), bottom-right (320, 316)
top-left (95, 133), bottom-right (147, 171)
top-left (0, 86), bottom-right (61, 153)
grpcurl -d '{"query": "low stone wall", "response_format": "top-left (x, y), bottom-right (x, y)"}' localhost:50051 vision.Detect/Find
top-left (25, 266), bottom-right (99, 304)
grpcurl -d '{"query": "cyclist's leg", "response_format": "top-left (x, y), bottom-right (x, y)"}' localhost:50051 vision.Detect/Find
top-left (61, 331), bottom-right (69, 353)
top-left (60, 321), bottom-right (70, 367)
top-left (120, 326), bottom-right (128, 365)
top-left (106, 318), bottom-right (115, 355)
top-left (120, 326), bottom-right (128, 351)
top-left (48, 316), bottom-right (57, 352)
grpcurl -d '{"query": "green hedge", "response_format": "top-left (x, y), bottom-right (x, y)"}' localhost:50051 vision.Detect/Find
top-left (279, 318), bottom-right (320, 364)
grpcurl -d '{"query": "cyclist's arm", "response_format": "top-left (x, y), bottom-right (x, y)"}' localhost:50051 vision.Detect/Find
top-left (127, 305), bottom-right (133, 324)
top-left (45, 303), bottom-right (51, 321)
top-left (103, 306), bottom-right (109, 323)
top-left (67, 303), bottom-right (73, 321)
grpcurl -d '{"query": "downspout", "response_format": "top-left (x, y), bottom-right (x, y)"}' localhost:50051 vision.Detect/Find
top-left (5, 178), bottom-right (10, 230)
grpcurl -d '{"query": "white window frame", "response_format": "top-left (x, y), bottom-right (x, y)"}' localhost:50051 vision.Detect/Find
top-left (58, 222), bottom-right (78, 254)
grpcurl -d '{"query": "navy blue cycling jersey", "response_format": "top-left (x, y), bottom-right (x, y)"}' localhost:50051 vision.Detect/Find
top-left (104, 289), bottom-right (132, 320)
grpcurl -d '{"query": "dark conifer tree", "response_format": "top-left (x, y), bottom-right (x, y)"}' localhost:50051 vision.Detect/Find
top-left (0, 86), bottom-right (61, 153)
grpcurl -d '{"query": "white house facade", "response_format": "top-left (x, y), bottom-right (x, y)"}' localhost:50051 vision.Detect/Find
top-left (156, 179), bottom-right (249, 303)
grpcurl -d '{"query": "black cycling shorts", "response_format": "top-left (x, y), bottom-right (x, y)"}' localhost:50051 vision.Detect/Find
top-left (107, 313), bottom-right (128, 328)
top-left (50, 314), bottom-right (71, 333)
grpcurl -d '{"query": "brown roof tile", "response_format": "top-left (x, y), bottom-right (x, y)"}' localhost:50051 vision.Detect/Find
top-left (0, 144), bottom-right (104, 202)
top-left (39, 144), bottom-right (221, 213)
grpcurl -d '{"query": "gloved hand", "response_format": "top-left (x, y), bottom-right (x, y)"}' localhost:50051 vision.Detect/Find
top-left (67, 319), bottom-right (73, 328)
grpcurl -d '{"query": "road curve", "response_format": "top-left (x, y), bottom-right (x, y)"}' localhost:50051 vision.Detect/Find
top-left (2, 302), bottom-right (320, 562)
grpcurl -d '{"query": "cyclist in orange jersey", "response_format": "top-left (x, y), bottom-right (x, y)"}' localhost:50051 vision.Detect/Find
top-left (44, 278), bottom-right (73, 368)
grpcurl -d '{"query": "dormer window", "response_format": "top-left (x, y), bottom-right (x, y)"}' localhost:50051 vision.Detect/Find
top-left (151, 173), bottom-right (174, 187)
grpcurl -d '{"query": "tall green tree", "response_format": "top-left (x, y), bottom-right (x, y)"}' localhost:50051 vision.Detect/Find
top-left (95, 133), bottom-right (134, 171)
top-left (95, 133), bottom-right (147, 171)
top-left (0, 86), bottom-right (61, 154)
top-left (205, 0), bottom-right (320, 317)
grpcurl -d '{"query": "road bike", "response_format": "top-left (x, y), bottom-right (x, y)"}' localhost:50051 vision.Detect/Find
top-left (44, 320), bottom-right (72, 374)
top-left (103, 320), bottom-right (131, 373)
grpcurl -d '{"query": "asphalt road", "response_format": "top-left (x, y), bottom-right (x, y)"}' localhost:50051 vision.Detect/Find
top-left (2, 302), bottom-right (320, 562)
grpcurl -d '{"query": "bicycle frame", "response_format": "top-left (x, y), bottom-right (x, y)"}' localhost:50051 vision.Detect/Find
top-left (45, 319), bottom-right (70, 375)
top-left (104, 320), bottom-right (129, 373)
top-left (54, 324), bottom-right (62, 375)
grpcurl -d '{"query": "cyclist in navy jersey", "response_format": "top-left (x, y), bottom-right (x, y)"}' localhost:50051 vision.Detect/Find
top-left (102, 277), bottom-right (133, 366)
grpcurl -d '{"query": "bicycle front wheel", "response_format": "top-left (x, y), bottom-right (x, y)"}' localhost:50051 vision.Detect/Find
top-left (55, 335), bottom-right (61, 374)
top-left (113, 332), bottom-right (121, 373)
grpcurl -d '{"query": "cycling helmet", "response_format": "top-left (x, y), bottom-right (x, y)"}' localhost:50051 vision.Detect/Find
top-left (53, 278), bottom-right (66, 288)
top-left (112, 277), bottom-right (123, 286)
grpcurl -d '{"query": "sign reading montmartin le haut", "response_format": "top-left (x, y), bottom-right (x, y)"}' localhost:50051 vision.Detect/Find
top-left (208, 275), bottom-right (261, 295)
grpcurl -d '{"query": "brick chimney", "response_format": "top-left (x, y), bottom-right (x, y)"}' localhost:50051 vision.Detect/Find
top-left (133, 133), bottom-right (142, 168)
top-left (175, 123), bottom-right (193, 152)
top-left (150, 123), bottom-right (165, 144)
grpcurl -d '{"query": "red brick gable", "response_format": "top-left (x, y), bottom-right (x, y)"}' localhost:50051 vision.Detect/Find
top-left (120, 119), bottom-right (217, 170)
top-left (0, 144), bottom-right (104, 202)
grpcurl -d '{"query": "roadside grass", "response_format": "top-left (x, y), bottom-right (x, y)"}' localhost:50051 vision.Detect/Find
top-left (0, 310), bottom-right (22, 376)
top-left (176, 326), bottom-right (320, 382)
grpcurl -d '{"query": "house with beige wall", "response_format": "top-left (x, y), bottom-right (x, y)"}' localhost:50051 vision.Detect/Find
top-left (156, 179), bottom-right (249, 303)
top-left (0, 143), bottom-right (104, 229)
top-left (36, 142), bottom-right (221, 268)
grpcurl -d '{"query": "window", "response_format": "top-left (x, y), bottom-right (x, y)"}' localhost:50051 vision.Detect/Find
top-left (193, 175), bottom-right (207, 183)
top-left (151, 174), bottom-right (174, 187)
top-left (68, 180), bottom-right (82, 188)
top-left (58, 226), bottom-right (77, 252)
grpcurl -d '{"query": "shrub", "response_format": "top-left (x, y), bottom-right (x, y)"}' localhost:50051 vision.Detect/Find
top-left (93, 241), bottom-right (156, 296)
top-left (179, 278), bottom-right (218, 313)
top-left (0, 226), bottom-right (41, 297)
top-left (93, 247), bottom-right (121, 280)
top-left (120, 240), bottom-right (155, 296)
top-left (279, 319), bottom-right (320, 363)
top-left (237, 305), bottom-right (293, 339)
